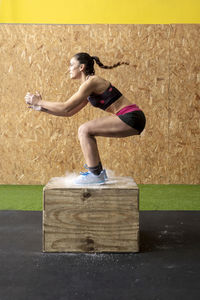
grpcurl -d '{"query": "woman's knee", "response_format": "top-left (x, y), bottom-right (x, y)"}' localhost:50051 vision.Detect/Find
top-left (78, 123), bottom-right (93, 140)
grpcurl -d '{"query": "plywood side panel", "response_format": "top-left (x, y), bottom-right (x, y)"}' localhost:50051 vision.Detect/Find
top-left (168, 24), bottom-right (200, 184)
top-left (0, 24), bottom-right (90, 184)
top-left (0, 24), bottom-right (199, 184)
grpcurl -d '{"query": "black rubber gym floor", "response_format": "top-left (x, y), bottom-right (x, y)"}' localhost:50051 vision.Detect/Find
top-left (0, 211), bottom-right (200, 300)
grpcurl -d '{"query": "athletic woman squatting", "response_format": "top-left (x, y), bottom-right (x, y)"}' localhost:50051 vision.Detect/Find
top-left (25, 53), bottom-right (146, 184)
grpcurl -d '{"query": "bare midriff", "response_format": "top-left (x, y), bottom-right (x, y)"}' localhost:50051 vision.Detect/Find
top-left (105, 95), bottom-right (133, 115)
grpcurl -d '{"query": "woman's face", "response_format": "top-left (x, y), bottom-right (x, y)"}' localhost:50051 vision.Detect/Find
top-left (69, 57), bottom-right (82, 79)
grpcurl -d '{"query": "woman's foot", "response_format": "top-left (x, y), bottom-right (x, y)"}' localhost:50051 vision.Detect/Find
top-left (75, 169), bottom-right (107, 185)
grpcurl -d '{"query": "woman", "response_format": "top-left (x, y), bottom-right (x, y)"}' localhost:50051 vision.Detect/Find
top-left (25, 52), bottom-right (146, 184)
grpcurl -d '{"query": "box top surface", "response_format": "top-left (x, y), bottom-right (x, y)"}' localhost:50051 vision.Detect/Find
top-left (44, 175), bottom-right (138, 191)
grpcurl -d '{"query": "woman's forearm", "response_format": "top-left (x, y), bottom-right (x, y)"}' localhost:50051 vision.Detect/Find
top-left (39, 99), bottom-right (88, 117)
top-left (25, 91), bottom-right (88, 117)
top-left (38, 100), bottom-right (68, 114)
top-left (40, 107), bottom-right (68, 116)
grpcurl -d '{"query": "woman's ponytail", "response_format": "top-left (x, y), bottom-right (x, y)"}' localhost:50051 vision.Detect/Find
top-left (91, 56), bottom-right (129, 70)
top-left (73, 52), bottom-right (129, 76)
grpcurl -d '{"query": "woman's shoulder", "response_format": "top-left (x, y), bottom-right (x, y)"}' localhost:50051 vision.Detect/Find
top-left (87, 75), bottom-right (110, 90)
top-left (79, 75), bottom-right (110, 95)
top-left (88, 75), bottom-right (108, 84)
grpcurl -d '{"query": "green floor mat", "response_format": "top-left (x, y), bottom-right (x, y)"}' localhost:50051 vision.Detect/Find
top-left (139, 184), bottom-right (200, 210)
top-left (0, 185), bottom-right (43, 211)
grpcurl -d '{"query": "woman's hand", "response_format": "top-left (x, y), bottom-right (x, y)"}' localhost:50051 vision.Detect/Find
top-left (25, 91), bottom-right (42, 106)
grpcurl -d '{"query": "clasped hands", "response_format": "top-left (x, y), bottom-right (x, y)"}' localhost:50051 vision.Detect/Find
top-left (25, 92), bottom-right (42, 110)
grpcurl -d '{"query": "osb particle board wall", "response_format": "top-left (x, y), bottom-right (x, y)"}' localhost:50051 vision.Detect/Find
top-left (0, 24), bottom-right (199, 184)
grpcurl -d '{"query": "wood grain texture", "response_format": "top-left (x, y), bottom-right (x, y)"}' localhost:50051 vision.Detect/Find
top-left (43, 176), bottom-right (139, 252)
top-left (168, 24), bottom-right (200, 184)
top-left (0, 24), bottom-right (199, 184)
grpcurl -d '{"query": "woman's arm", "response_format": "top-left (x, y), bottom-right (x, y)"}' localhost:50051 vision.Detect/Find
top-left (39, 99), bottom-right (88, 117)
top-left (25, 80), bottom-right (94, 117)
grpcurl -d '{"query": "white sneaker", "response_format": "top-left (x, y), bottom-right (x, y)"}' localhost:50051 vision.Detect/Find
top-left (74, 169), bottom-right (107, 185)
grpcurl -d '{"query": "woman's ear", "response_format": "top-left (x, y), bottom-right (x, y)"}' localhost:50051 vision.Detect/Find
top-left (79, 64), bottom-right (85, 72)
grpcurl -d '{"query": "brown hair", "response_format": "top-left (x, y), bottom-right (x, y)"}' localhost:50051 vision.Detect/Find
top-left (74, 52), bottom-right (129, 76)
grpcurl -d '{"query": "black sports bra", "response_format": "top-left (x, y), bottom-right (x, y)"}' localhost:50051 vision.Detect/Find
top-left (87, 84), bottom-right (122, 110)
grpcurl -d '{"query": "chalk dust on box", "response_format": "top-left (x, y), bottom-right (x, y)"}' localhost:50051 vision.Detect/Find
top-left (47, 169), bottom-right (135, 187)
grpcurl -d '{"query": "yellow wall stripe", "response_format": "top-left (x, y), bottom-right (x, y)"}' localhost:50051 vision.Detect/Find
top-left (0, 0), bottom-right (200, 24)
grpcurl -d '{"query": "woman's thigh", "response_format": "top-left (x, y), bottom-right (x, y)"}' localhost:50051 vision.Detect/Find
top-left (81, 115), bottom-right (139, 138)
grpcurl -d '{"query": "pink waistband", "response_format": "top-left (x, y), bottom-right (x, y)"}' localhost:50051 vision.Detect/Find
top-left (116, 104), bottom-right (141, 116)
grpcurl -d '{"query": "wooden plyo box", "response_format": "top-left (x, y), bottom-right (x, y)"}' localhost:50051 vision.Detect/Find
top-left (43, 176), bottom-right (139, 253)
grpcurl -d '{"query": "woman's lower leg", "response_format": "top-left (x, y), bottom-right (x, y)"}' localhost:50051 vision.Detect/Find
top-left (78, 126), bottom-right (102, 173)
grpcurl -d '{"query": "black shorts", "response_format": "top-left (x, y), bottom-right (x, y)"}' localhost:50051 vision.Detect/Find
top-left (118, 110), bottom-right (146, 134)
